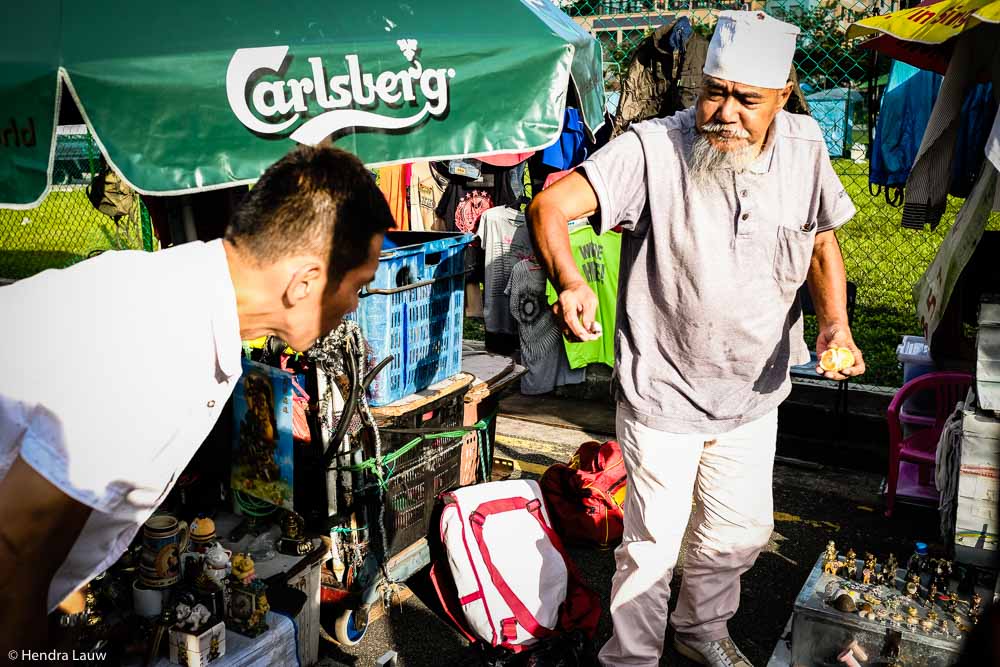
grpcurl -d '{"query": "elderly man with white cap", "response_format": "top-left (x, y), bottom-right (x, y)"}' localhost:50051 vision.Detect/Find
top-left (528, 10), bottom-right (864, 667)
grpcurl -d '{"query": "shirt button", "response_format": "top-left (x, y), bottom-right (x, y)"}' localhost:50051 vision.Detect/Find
top-left (741, 213), bottom-right (750, 221)
top-left (207, 400), bottom-right (216, 408)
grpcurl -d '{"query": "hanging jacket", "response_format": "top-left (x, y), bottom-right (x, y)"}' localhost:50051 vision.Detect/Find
top-left (870, 60), bottom-right (940, 191)
top-left (871, 59), bottom-right (996, 207)
top-left (612, 17), bottom-right (810, 138)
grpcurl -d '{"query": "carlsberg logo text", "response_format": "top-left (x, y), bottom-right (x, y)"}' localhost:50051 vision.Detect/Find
top-left (226, 41), bottom-right (454, 145)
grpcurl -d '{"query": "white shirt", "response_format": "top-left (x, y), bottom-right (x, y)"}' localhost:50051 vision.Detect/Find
top-left (0, 240), bottom-right (242, 609)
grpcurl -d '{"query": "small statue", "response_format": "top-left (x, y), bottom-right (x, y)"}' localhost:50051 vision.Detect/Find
top-left (884, 553), bottom-right (899, 588)
top-left (862, 566), bottom-right (874, 585)
top-left (971, 592), bottom-right (982, 617)
top-left (844, 548), bottom-right (858, 581)
top-left (825, 541), bottom-right (838, 564)
top-left (231, 553), bottom-right (256, 585)
top-left (864, 552), bottom-right (877, 575)
top-left (825, 559), bottom-right (846, 576)
top-left (906, 573), bottom-right (920, 597)
top-left (906, 606), bottom-right (919, 627)
top-left (227, 553), bottom-right (269, 638)
top-left (920, 615), bottom-right (934, 632)
top-left (174, 602), bottom-right (212, 634)
top-left (203, 543), bottom-right (232, 585)
top-left (928, 582), bottom-right (938, 606)
top-left (278, 510), bottom-right (311, 556)
top-left (939, 618), bottom-right (950, 636)
top-left (949, 592), bottom-right (960, 612)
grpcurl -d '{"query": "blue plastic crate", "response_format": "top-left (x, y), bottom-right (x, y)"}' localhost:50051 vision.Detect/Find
top-left (350, 231), bottom-right (472, 406)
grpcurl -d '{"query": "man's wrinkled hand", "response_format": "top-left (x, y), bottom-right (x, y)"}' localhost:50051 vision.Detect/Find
top-left (815, 324), bottom-right (865, 381)
top-left (553, 281), bottom-right (601, 343)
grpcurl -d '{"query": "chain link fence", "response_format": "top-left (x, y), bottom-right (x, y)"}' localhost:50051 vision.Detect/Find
top-left (0, 126), bottom-right (153, 283)
top-left (563, 0), bottom-right (1000, 387)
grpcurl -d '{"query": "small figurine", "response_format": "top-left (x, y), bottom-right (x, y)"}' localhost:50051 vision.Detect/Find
top-left (844, 548), bottom-right (858, 581)
top-left (906, 606), bottom-right (919, 627)
top-left (231, 553), bottom-right (256, 585)
top-left (938, 559), bottom-right (953, 593)
top-left (862, 566), bottom-right (874, 585)
top-left (906, 573), bottom-right (920, 597)
top-left (948, 592), bottom-right (960, 612)
top-left (227, 553), bottom-right (269, 638)
top-left (939, 618), bottom-right (950, 636)
top-left (203, 542), bottom-right (232, 585)
top-left (825, 560), bottom-right (846, 576)
top-left (175, 602), bottom-right (212, 634)
top-left (189, 516), bottom-right (217, 553)
top-left (928, 582), bottom-right (938, 606)
top-left (825, 540), bottom-right (838, 563)
top-left (885, 553), bottom-right (899, 578)
top-left (278, 510), bottom-right (311, 556)
top-left (971, 592), bottom-right (982, 617)
top-left (920, 615), bottom-right (934, 632)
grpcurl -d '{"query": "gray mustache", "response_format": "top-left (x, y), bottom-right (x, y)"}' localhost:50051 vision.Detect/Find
top-left (699, 123), bottom-right (750, 139)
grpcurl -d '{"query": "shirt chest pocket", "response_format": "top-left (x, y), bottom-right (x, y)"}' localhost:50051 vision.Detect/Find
top-left (772, 224), bottom-right (815, 292)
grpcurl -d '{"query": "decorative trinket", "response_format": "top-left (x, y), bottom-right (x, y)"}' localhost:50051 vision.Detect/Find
top-left (971, 592), bottom-right (982, 617)
top-left (833, 594), bottom-right (857, 613)
top-left (905, 574), bottom-right (919, 597)
top-left (226, 554), bottom-right (269, 638)
top-left (844, 548), bottom-right (858, 581)
top-left (905, 606), bottom-right (919, 627)
top-left (948, 592), bottom-right (959, 612)
top-left (278, 510), bottom-right (311, 556)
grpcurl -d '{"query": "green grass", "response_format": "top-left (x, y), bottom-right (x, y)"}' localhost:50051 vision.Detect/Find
top-left (825, 159), bottom-right (1000, 386)
top-left (0, 189), bottom-right (145, 280)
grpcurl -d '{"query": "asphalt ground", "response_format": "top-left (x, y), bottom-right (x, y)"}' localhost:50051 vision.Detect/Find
top-left (319, 425), bottom-right (941, 667)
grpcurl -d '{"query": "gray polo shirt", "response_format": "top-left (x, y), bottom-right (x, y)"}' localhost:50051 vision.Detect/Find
top-left (580, 108), bottom-right (856, 434)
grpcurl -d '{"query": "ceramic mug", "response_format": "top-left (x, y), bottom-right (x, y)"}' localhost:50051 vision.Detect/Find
top-left (139, 514), bottom-right (189, 588)
top-left (132, 580), bottom-right (163, 617)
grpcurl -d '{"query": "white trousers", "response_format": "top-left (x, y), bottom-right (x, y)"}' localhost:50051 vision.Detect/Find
top-left (598, 404), bottom-right (777, 667)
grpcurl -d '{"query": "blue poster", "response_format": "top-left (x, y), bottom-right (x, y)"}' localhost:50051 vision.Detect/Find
top-left (231, 358), bottom-right (297, 509)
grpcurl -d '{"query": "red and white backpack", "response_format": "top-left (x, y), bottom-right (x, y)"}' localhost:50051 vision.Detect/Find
top-left (432, 479), bottom-right (600, 652)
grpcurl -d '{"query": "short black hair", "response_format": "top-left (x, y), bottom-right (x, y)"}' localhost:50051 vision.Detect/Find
top-left (225, 145), bottom-right (393, 279)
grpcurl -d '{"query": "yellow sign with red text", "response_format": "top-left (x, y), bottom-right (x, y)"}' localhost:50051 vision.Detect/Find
top-left (848, 0), bottom-right (1000, 44)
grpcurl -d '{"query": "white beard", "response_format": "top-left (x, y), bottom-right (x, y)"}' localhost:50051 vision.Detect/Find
top-left (686, 129), bottom-right (757, 188)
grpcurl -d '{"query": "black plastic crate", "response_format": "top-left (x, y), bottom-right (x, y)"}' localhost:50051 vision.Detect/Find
top-left (363, 377), bottom-right (470, 558)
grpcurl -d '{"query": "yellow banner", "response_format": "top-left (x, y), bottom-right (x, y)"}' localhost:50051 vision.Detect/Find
top-left (847, 0), bottom-right (998, 43)
top-left (974, 0), bottom-right (1000, 21)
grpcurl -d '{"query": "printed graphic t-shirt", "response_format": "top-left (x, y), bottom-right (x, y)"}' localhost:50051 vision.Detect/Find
top-left (546, 223), bottom-right (622, 369)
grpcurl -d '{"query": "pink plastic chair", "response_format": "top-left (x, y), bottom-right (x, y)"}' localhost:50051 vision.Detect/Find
top-left (885, 371), bottom-right (973, 517)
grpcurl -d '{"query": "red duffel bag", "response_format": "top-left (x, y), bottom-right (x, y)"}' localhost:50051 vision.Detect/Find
top-left (539, 441), bottom-right (628, 549)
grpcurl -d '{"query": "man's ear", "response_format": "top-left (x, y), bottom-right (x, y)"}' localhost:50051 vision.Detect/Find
top-left (779, 82), bottom-right (793, 107)
top-left (284, 261), bottom-right (324, 305)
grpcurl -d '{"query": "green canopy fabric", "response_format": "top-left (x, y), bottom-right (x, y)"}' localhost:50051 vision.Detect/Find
top-left (0, 1), bottom-right (604, 208)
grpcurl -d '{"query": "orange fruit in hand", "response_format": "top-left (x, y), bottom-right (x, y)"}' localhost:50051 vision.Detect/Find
top-left (819, 347), bottom-right (855, 372)
top-left (819, 349), bottom-right (841, 372)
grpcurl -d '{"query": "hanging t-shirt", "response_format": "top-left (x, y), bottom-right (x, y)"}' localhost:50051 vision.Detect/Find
top-left (377, 164), bottom-right (409, 230)
top-left (545, 223), bottom-right (621, 369)
top-left (435, 163), bottom-right (519, 233)
top-left (409, 161), bottom-right (450, 232)
top-left (507, 258), bottom-right (585, 395)
top-left (477, 206), bottom-right (534, 335)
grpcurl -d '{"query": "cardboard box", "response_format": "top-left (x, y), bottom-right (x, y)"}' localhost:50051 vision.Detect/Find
top-left (168, 621), bottom-right (225, 666)
top-left (955, 403), bottom-right (1000, 566)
